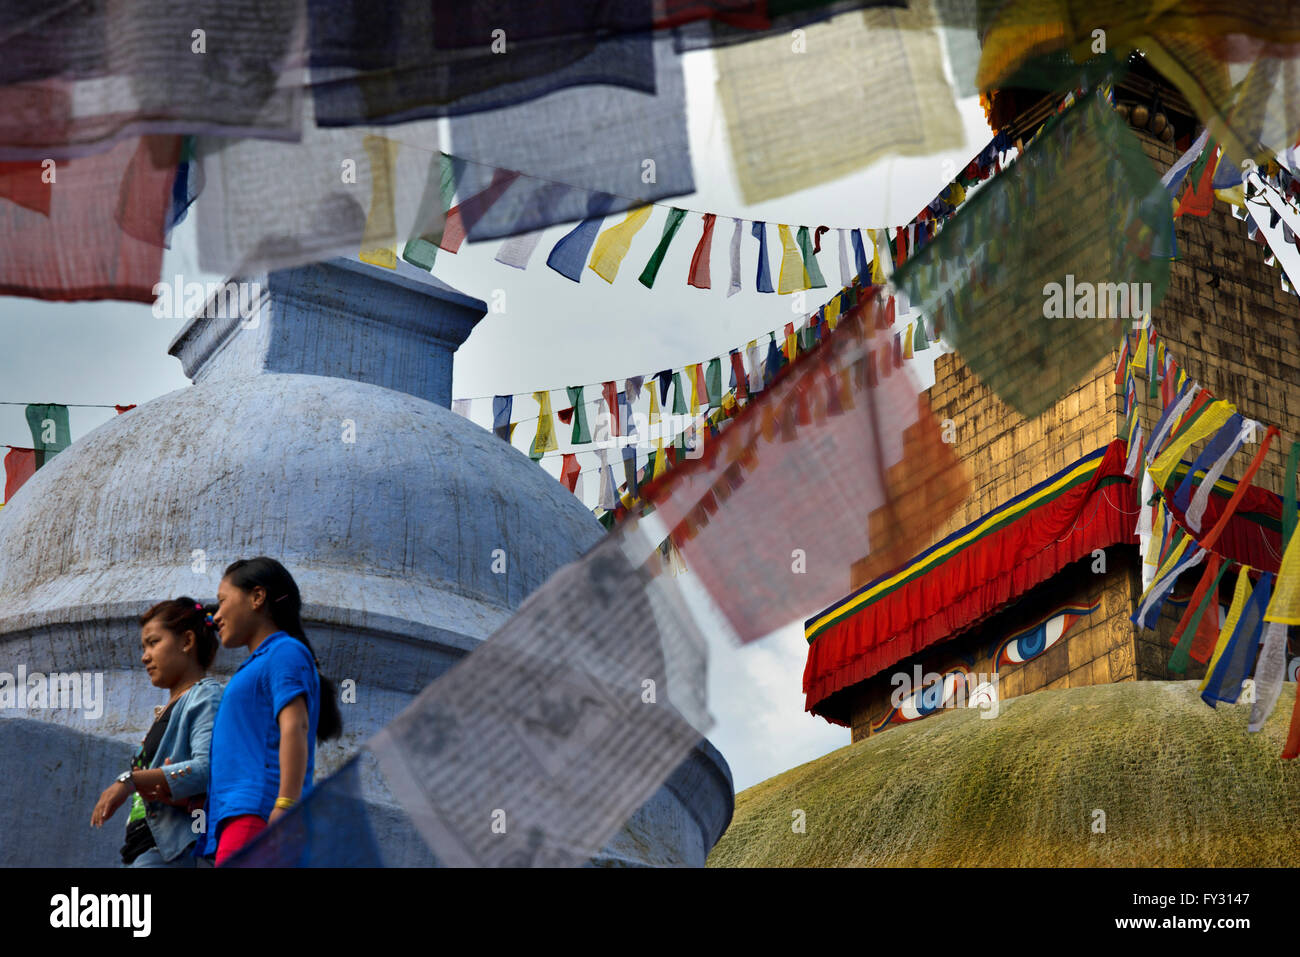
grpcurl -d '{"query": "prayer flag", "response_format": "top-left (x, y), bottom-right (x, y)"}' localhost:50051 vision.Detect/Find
top-left (729, 349), bottom-right (749, 402)
top-left (3, 448), bottom-right (38, 503)
top-left (775, 225), bottom-right (805, 294)
top-left (688, 213), bottom-right (717, 289)
top-left (851, 229), bottom-right (869, 284)
top-left (602, 381), bottom-right (621, 438)
top-left (1200, 567), bottom-right (1253, 695)
top-left (495, 230), bottom-right (545, 270)
top-left (1249, 622), bottom-right (1289, 732)
top-left (529, 392), bottom-right (558, 460)
top-left (1167, 554), bottom-right (1226, 674)
top-left (639, 207), bottom-right (688, 288)
top-left (1264, 518), bottom-right (1300, 626)
top-left (567, 386), bottom-right (591, 444)
top-left (913, 317), bottom-right (929, 352)
top-left (492, 396), bottom-right (513, 442)
top-left (546, 202), bottom-right (612, 282)
top-left (705, 359), bottom-right (722, 409)
top-left (728, 218), bottom-right (743, 297)
top-left (560, 453), bottom-right (581, 492)
top-left (25, 404), bottom-right (70, 465)
top-left (752, 221), bottom-right (774, 293)
top-left (588, 206), bottom-right (653, 283)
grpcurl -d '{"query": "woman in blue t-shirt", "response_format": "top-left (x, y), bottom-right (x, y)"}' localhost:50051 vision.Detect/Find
top-left (203, 557), bottom-right (342, 866)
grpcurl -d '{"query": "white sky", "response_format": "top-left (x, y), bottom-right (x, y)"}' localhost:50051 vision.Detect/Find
top-left (0, 44), bottom-right (994, 792)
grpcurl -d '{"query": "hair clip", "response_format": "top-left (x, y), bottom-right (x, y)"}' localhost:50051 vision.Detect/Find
top-left (204, 613), bottom-right (215, 627)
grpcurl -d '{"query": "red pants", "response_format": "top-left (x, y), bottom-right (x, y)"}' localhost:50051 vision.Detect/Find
top-left (215, 814), bottom-right (267, 867)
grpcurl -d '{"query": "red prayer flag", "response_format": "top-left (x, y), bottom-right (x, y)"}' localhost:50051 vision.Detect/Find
top-left (114, 404), bottom-right (137, 415)
top-left (560, 453), bottom-right (581, 492)
top-left (439, 168), bottom-right (520, 253)
top-left (729, 349), bottom-right (748, 401)
top-left (812, 225), bottom-right (829, 254)
top-left (1283, 681), bottom-right (1300, 759)
top-left (0, 135), bottom-right (180, 302)
top-left (1168, 553), bottom-right (1221, 649)
top-left (4, 448), bottom-right (38, 502)
top-left (687, 213), bottom-right (716, 289)
top-left (1175, 147), bottom-right (1219, 218)
top-left (602, 381), bottom-right (620, 437)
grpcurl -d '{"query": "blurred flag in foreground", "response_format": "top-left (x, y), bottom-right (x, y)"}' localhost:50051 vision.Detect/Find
top-left (230, 288), bottom-right (967, 866)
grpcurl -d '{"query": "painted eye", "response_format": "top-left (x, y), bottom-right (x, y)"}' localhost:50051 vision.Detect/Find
top-left (896, 671), bottom-right (966, 722)
top-left (997, 604), bottom-right (1097, 668)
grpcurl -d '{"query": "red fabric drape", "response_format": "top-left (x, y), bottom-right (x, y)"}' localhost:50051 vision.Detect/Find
top-left (804, 441), bottom-right (1135, 723)
top-left (1162, 480), bottom-right (1283, 574)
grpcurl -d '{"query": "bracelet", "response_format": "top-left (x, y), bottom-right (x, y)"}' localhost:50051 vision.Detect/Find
top-left (274, 797), bottom-right (297, 810)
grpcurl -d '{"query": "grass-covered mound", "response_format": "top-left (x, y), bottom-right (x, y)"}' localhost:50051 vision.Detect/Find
top-left (709, 681), bottom-right (1300, 867)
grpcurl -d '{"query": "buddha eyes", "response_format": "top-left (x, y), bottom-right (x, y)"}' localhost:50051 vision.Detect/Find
top-left (896, 671), bottom-right (967, 722)
top-left (996, 604), bottom-right (1097, 667)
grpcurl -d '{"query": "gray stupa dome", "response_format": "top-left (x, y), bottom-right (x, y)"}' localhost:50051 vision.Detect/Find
top-left (0, 257), bottom-right (732, 867)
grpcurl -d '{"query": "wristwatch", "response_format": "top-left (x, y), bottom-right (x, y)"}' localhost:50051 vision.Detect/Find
top-left (115, 770), bottom-right (135, 792)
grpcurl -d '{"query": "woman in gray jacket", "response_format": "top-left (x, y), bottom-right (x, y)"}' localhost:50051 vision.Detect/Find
top-left (90, 597), bottom-right (223, 867)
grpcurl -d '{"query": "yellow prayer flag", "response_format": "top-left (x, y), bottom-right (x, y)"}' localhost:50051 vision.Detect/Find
top-left (869, 229), bottom-right (886, 284)
top-left (1133, 325), bottom-right (1149, 368)
top-left (826, 296), bottom-right (841, 330)
top-left (588, 206), bottom-right (653, 283)
top-left (1200, 567), bottom-right (1254, 692)
top-left (1144, 501), bottom-right (1166, 567)
top-left (1140, 534), bottom-right (1193, 607)
top-left (358, 135), bottom-right (399, 269)
top-left (1265, 530), bottom-right (1300, 625)
top-left (529, 391), bottom-right (558, 459)
top-left (903, 324), bottom-right (914, 360)
top-left (776, 225), bottom-right (808, 294)
top-left (1148, 400), bottom-right (1236, 489)
top-left (653, 441), bottom-right (668, 480)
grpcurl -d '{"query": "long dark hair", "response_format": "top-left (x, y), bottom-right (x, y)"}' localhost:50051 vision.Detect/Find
top-left (139, 596), bottom-right (220, 670)
top-left (222, 557), bottom-right (342, 741)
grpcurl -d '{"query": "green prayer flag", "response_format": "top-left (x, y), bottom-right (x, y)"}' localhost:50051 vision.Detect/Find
top-left (402, 153), bottom-right (459, 271)
top-left (671, 372), bottom-right (687, 415)
top-left (705, 358), bottom-right (722, 409)
top-left (25, 404), bottom-right (70, 467)
top-left (1168, 560), bottom-right (1230, 674)
top-left (567, 386), bottom-right (591, 444)
top-left (1186, 136), bottom-right (1217, 188)
top-left (638, 207), bottom-right (688, 288)
top-left (913, 316), bottom-right (930, 351)
top-left (1284, 440), bottom-right (1300, 549)
top-left (796, 226), bottom-right (827, 289)
top-left (892, 90), bottom-right (1172, 418)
